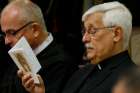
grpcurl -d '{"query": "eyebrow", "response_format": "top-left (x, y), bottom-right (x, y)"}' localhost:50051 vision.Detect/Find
top-left (5, 21), bottom-right (35, 33)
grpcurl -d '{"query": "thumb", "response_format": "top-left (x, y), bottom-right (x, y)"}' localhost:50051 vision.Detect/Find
top-left (17, 69), bottom-right (24, 78)
top-left (37, 75), bottom-right (44, 86)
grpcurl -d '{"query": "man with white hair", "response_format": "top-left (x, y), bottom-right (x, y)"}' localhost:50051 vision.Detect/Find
top-left (19, 1), bottom-right (136, 93)
top-left (62, 1), bottom-right (136, 93)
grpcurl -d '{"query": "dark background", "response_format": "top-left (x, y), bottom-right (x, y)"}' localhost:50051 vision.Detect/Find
top-left (0, 0), bottom-right (140, 63)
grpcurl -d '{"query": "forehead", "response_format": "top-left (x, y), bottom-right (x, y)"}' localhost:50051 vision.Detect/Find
top-left (84, 12), bottom-right (105, 27)
top-left (1, 7), bottom-right (24, 32)
top-left (3, 9), bottom-right (20, 21)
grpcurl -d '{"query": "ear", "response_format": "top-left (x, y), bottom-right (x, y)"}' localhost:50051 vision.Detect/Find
top-left (31, 23), bottom-right (41, 38)
top-left (113, 26), bottom-right (123, 42)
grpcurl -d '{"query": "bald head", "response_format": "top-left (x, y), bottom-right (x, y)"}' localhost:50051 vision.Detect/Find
top-left (0, 0), bottom-right (48, 49)
top-left (1, 0), bottom-right (46, 30)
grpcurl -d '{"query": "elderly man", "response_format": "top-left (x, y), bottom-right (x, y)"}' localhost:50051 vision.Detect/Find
top-left (62, 1), bottom-right (136, 93)
top-left (18, 1), bottom-right (136, 93)
top-left (0, 0), bottom-right (78, 93)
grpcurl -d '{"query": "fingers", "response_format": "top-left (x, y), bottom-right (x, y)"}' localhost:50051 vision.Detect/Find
top-left (24, 74), bottom-right (45, 93)
top-left (37, 75), bottom-right (44, 86)
top-left (17, 69), bottom-right (24, 78)
top-left (17, 69), bottom-right (35, 92)
top-left (24, 76), bottom-right (35, 92)
top-left (22, 73), bottom-right (36, 92)
top-left (35, 74), bottom-right (45, 93)
top-left (22, 73), bottom-right (32, 85)
top-left (17, 69), bottom-right (45, 93)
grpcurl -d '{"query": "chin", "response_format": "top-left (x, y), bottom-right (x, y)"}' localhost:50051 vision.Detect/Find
top-left (86, 54), bottom-right (101, 64)
top-left (86, 53), bottom-right (95, 60)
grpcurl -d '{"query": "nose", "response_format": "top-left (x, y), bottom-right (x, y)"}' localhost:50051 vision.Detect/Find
top-left (82, 32), bottom-right (90, 43)
top-left (5, 36), bottom-right (12, 46)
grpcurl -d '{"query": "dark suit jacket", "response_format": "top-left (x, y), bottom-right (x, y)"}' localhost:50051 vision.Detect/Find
top-left (37, 39), bottom-right (79, 93)
top-left (0, 39), bottom-right (78, 93)
top-left (62, 51), bottom-right (136, 93)
top-left (0, 36), bottom-right (19, 93)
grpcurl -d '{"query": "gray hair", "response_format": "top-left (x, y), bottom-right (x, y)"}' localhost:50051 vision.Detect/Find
top-left (82, 1), bottom-right (132, 50)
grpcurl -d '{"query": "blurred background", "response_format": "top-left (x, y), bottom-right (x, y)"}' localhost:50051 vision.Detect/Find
top-left (0, 0), bottom-right (140, 65)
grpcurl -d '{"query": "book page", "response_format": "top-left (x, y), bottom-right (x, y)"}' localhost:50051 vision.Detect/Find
top-left (8, 36), bottom-right (41, 84)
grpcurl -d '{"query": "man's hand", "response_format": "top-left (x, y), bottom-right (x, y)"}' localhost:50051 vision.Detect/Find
top-left (17, 69), bottom-right (45, 93)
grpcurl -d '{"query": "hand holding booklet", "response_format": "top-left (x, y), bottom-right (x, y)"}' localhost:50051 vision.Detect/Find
top-left (8, 36), bottom-right (41, 84)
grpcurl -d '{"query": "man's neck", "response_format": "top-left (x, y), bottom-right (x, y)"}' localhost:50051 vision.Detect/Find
top-left (34, 32), bottom-right (53, 55)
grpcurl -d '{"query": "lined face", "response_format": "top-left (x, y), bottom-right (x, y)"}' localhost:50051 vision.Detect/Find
top-left (82, 12), bottom-right (115, 64)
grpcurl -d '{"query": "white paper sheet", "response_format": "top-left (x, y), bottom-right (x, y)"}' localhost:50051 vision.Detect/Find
top-left (8, 36), bottom-right (41, 84)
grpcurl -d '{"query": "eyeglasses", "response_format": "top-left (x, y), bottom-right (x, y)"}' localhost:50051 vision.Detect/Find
top-left (82, 26), bottom-right (115, 37)
top-left (2, 21), bottom-right (35, 37)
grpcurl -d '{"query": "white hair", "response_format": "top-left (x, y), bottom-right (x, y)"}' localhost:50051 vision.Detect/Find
top-left (82, 1), bottom-right (132, 50)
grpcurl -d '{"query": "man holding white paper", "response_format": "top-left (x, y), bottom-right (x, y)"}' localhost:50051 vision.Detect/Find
top-left (8, 36), bottom-right (42, 84)
top-left (0, 0), bottom-right (79, 93)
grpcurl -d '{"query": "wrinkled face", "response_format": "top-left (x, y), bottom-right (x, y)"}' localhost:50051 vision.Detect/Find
top-left (0, 8), bottom-right (37, 48)
top-left (82, 12), bottom-right (115, 64)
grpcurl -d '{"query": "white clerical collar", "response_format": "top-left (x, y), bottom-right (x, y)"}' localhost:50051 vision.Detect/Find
top-left (97, 64), bottom-right (102, 70)
top-left (34, 33), bottom-right (53, 55)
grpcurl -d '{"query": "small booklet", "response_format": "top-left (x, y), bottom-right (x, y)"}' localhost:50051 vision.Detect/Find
top-left (8, 36), bottom-right (41, 84)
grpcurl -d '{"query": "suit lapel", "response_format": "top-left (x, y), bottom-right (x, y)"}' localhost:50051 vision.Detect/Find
top-left (79, 66), bottom-right (112, 93)
top-left (63, 64), bottom-right (95, 93)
